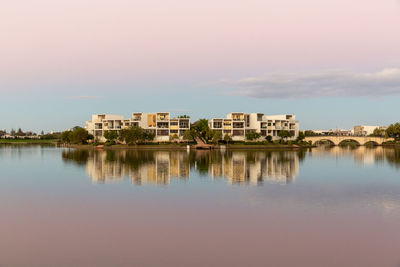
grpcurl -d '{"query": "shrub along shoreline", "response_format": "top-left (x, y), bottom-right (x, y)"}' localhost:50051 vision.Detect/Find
top-left (60, 141), bottom-right (315, 150)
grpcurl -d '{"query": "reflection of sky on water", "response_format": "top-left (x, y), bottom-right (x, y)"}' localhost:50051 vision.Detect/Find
top-left (0, 145), bottom-right (400, 267)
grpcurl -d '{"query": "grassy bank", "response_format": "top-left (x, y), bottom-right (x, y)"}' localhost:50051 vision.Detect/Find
top-left (0, 139), bottom-right (59, 144)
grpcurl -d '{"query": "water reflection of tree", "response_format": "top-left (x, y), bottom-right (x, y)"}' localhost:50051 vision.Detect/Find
top-left (384, 148), bottom-right (400, 169)
top-left (105, 150), bottom-right (116, 162)
top-left (297, 149), bottom-right (307, 162)
top-left (190, 151), bottom-right (216, 176)
top-left (116, 150), bottom-right (156, 171)
top-left (62, 149), bottom-right (90, 166)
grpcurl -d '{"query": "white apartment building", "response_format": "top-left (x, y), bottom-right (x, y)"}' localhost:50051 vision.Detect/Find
top-left (85, 114), bottom-right (125, 140)
top-left (209, 112), bottom-right (299, 141)
top-left (353, 125), bottom-right (386, 136)
top-left (130, 112), bottom-right (190, 141)
top-left (85, 113), bottom-right (190, 142)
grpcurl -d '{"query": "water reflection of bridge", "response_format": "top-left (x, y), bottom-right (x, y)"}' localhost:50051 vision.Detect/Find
top-left (62, 150), bottom-right (301, 186)
top-left (311, 146), bottom-right (400, 166)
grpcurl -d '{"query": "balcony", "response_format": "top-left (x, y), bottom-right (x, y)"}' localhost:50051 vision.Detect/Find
top-left (157, 129), bottom-right (169, 136)
top-left (213, 123), bottom-right (223, 129)
top-left (157, 122), bottom-right (169, 129)
top-left (157, 114), bottom-right (170, 121)
top-left (233, 122), bottom-right (244, 129)
top-left (231, 113), bottom-right (244, 121)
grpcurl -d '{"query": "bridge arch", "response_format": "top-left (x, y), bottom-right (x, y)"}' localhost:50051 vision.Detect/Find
top-left (364, 140), bottom-right (379, 146)
top-left (304, 136), bottom-right (394, 146)
top-left (338, 139), bottom-right (361, 146)
top-left (314, 139), bottom-right (336, 146)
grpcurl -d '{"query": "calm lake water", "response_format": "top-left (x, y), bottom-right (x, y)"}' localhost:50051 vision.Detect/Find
top-left (1, 145), bottom-right (400, 267)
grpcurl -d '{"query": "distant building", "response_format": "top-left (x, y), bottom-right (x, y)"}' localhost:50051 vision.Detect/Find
top-left (312, 130), bottom-right (330, 135)
top-left (1, 134), bottom-right (14, 139)
top-left (306, 129), bottom-right (352, 136)
top-left (330, 128), bottom-right (352, 136)
top-left (209, 112), bottom-right (299, 141)
top-left (353, 125), bottom-right (382, 136)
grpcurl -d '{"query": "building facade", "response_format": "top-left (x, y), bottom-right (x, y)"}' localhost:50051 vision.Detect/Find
top-left (209, 113), bottom-right (299, 141)
top-left (85, 113), bottom-right (190, 142)
top-left (353, 125), bottom-right (387, 136)
top-left (85, 112), bottom-right (298, 142)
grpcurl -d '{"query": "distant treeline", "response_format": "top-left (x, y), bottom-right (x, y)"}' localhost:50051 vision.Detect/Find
top-left (0, 128), bottom-right (61, 139)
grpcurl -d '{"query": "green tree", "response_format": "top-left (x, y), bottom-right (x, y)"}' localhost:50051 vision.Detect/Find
top-left (16, 128), bottom-right (25, 137)
top-left (304, 130), bottom-right (317, 136)
top-left (103, 130), bottom-right (119, 142)
top-left (370, 128), bottom-right (385, 137)
top-left (296, 131), bottom-right (306, 142)
top-left (245, 131), bottom-right (261, 141)
top-left (192, 119), bottom-right (209, 139)
top-left (278, 130), bottom-right (292, 142)
top-left (170, 133), bottom-right (179, 141)
top-left (224, 134), bottom-right (232, 144)
top-left (70, 127), bottom-right (89, 144)
top-left (10, 129), bottom-right (16, 136)
top-left (143, 131), bottom-right (155, 141)
top-left (212, 131), bottom-right (223, 144)
top-left (41, 132), bottom-right (62, 140)
top-left (205, 129), bottom-right (215, 141)
top-left (265, 135), bottom-right (273, 143)
top-left (386, 123), bottom-right (400, 138)
top-left (119, 126), bottom-right (145, 144)
top-left (61, 131), bottom-right (72, 143)
top-left (183, 129), bottom-right (196, 141)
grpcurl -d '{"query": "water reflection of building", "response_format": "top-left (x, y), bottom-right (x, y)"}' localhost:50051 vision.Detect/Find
top-left (85, 151), bottom-right (190, 185)
top-left (62, 149), bottom-right (300, 186)
top-left (209, 151), bottom-right (299, 185)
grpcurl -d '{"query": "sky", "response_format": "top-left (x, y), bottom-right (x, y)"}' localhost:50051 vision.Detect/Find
top-left (1, 0), bottom-right (400, 132)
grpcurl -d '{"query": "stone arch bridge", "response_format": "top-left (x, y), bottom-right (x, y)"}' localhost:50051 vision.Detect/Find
top-left (304, 136), bottom-right (394, 146)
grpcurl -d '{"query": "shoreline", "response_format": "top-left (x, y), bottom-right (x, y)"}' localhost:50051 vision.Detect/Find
top-left (2, 140), bottom-right (399, 149)
top-left (0, 139), bottom-right (58, 145)
top-left (60, 143), bottom-right (315, 150)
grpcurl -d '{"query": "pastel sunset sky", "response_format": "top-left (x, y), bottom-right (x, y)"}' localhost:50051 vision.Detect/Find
top-left (1, 0), bottom-right (400, 131)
